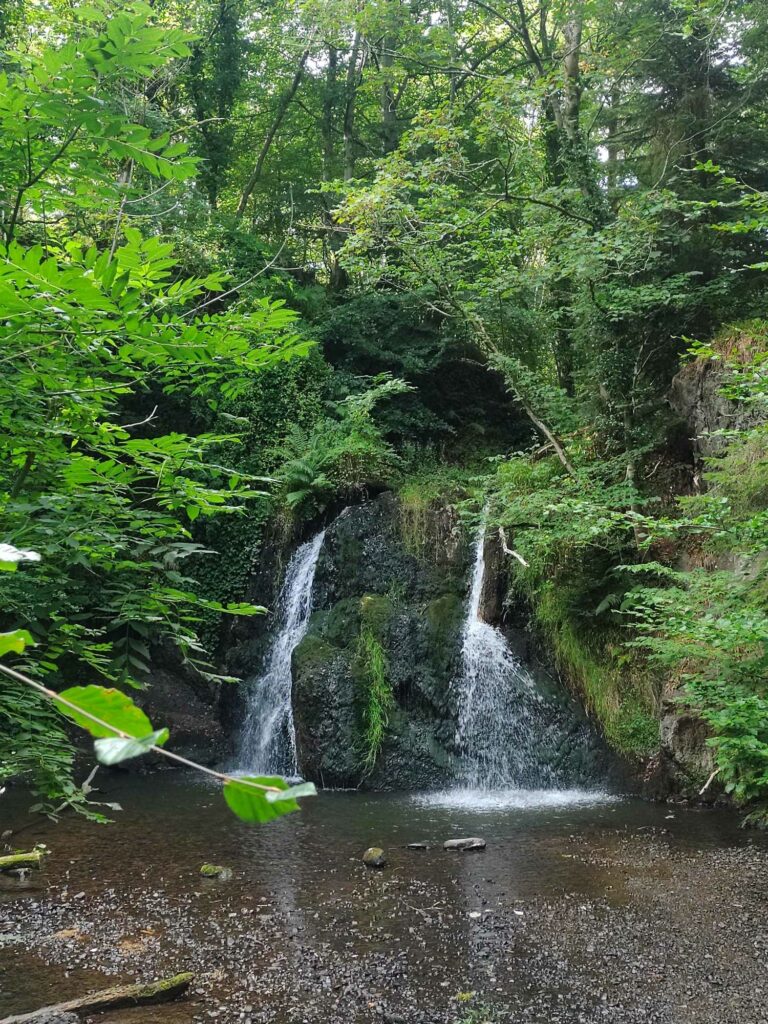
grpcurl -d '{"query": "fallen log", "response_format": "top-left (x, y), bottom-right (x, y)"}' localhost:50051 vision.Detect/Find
top-left (0, 851), bottom-right (44, 872)
top-left (0, 972), bottom-right (194, 1023)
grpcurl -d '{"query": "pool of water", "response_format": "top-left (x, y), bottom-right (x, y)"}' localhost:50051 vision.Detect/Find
top-left (1, 774), bottom-right (766, 1023)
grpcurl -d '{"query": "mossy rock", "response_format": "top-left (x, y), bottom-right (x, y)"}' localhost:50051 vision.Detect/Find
top-left (200, 863), bottom-right (232, 880)
top-left (362, 846), bottom-right (387, 868)
top-left (360, 593), bottom-right (395, 632)
top-left (426, 593), bottom-right (464, 635)
top-left (292, 634), bottom-right (338, 675)
top-left (316, 598), bottom-right (363, 648)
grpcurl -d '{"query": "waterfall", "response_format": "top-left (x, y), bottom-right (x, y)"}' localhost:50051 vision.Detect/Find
top-left (455, 525), bottom-right (554, 789)
top-left (235, 529), bottom-right (325, 776)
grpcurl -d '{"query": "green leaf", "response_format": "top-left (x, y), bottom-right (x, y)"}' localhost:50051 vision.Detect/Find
top-left (94, 728), bottom-right (169, 765)
top-left (0, 629), bottom-right (34, 657)
top-left (222, 775), bottom-right (305, 824)
top-left (267, 781), bottom-right (317, 803)
top-left (56, 685), bottom-right (155, 739)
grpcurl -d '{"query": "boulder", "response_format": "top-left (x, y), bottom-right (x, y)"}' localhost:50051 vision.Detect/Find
top-left (362, 847), bottom-right (387, 868)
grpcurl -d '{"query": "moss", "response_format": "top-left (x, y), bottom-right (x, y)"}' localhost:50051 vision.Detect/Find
top-left (534, 587), bottom-right (659, 758)
top-left (426, 593), bottom-right (463, 635)
top-left (360, 593), bottom-right (395, 632)
top-left (313, 598), bottom-right (362, 647)
top-left (293, 634), bottom-right (338, 675)
top-left (355, 625), bottom-right (394, 771)
top-left (200, 863), bottom-right (232, 879)
top-left (395, 462), bottom-right (482, 557)
top-left (145, 972), bottom-right (195, 995)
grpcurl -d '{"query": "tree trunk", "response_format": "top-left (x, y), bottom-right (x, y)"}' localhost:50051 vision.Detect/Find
top-left (236, 35), bottom-right (315, 219)
top-left (321, 44), bottom-right (338, 183)
top-left (380, 37), bottom-right (398, 154)
top-left (343, 31), bottom-right (363, 181)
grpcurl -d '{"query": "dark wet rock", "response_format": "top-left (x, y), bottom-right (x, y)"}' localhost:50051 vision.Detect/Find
top-left (133, 650), bottom-right (226, 766)
top-left (291, 494), bottom-right (469, 789)
top-left (670, 354), bottom-right (764, 461)
top-left (362, 847), bottom-right (387, 868)
top-left (443, 837), bottom-right (486, 851)
top-left (407, 842), bottom-right (429, 850)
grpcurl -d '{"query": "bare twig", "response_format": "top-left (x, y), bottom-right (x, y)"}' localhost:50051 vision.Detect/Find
top-left (498, 527), bottom-right (529, 567)
top-left (699, 767), bottom-right (721, 796)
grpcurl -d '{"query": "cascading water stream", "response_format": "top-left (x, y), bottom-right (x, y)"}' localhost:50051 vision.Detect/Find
top-left (455, 525), bottom-right (553, 789)
top-left (235, 529), bottom-right (325, 776)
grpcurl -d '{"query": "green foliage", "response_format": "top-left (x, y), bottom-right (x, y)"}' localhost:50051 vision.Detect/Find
top-left (355, 596), bottom-right (395, 772)
top-left (223, 775), bottom-right (315, 824)
top-left (623, 332), bottom-right (768, 810)
top-left (3, 0), bottom-right (768, 822)
top-left (55, 684), bottom-right (156, 739)
top-left (272, 375), bottom-right (412, 519)
top-left (0, 2), bottom-right (310, 810)
top-left (1, 626), bottom-right (315, 822)
top-left (0, 676), bottom-right (79, 817)
top-left (396, 459), bottom-right (481, 558)
top-left (94, 729), bottom-right (170, 765)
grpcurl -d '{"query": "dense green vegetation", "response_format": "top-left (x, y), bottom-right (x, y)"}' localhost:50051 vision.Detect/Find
top-left (1, 0), bottom-right (766, 819)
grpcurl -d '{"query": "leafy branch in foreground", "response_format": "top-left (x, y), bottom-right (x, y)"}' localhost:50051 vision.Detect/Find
top-left (0, 629), bottom-right (315, 825)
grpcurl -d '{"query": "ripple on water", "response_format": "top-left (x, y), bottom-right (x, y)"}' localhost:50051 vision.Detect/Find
top-left (412, 786), bottom-right (622, 811)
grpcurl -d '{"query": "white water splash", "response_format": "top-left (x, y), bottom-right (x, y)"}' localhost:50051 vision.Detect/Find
top-left (454, 524), bottom-right (556, 789)
top-left (414, 787), bottom-right (618, 811)
top-left (235, 529), bottom-right (325, 775)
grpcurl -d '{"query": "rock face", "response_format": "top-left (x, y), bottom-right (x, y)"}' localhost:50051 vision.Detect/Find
top-left (661, 349), bottom-right (765, 799)
top-left (670, 355), bottom-right (763, 461)
top-left (291, 493), bottom-right (468, 789)
top-left (657, 706), bottom-right (717, 799)
top-left (135, 656), bottom-right (226, 766)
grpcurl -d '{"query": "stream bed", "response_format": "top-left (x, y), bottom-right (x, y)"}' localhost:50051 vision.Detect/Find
top-left (1, 775), bottom-right (767, 1023)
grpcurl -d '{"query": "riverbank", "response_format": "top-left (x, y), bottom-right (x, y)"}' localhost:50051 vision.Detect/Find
top-left (1, 777), bottom-right (767, 1023)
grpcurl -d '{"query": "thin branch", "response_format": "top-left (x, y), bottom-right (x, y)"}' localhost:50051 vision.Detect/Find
top-left (699, 767), bottom-right (721, 796)
top-left (120, 405), bottom-right (158, 430)
top-left (236, 31), bottom-right (317, 218)
top-left (0, 662), bottom-right (281, 795)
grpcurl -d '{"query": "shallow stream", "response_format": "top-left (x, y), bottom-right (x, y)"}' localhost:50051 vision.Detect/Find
top-left (1, 776), bottom-right (767, 1023)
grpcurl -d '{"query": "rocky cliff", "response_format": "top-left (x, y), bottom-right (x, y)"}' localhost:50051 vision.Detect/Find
top-left (291, 493), bottom-right (468, 788)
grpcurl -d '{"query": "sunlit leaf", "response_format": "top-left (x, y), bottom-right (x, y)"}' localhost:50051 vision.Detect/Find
top-left (94, 728), bottom-right (169, 764)
top-left (223, 775), bottom-right (303, 824)
top-left (56, 685), bottom-right (155, 739)
top-left (0, 629), bottom-right (34, 657)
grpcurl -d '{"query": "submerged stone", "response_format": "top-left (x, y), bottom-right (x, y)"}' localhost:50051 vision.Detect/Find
top-left (362, 847), bottom-right (387, 868)
top-left (200, 863), bottom-right (233, 880)
top-left (443, 837), bottom-right (486, 851)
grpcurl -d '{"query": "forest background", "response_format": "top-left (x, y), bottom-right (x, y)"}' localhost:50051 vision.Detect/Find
top-left (0, 0), bottom-right (766, 820)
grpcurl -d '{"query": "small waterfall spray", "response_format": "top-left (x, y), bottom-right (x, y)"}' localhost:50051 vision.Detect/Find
top-left (236, 529), bottom-right (325, 775)
top-left (455, 525), bottom-right (553, 789)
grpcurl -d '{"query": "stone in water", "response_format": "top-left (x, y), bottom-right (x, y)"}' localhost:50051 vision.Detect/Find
top-left (362, 847), bottom-right (387, 868)
top-left (443, 837), bottom-right (486, 851)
